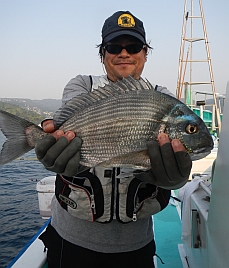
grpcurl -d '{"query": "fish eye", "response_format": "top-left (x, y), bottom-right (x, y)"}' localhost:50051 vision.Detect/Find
top-left (186, 124), bottom-right (198, 134)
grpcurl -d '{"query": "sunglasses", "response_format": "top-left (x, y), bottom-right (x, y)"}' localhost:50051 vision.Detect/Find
top-left (103, 44), bottom-right (145, 54)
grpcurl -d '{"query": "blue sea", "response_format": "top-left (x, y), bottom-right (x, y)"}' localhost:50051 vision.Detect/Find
top-left (0, 132), bottom-right (54, 268)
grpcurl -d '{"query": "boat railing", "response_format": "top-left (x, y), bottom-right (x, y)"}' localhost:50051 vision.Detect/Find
top-left (185, 89), bottom-right (225, 134)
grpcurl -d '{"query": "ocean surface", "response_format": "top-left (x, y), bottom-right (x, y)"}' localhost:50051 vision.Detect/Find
top-left (0, 132), bottom-right (54, 268)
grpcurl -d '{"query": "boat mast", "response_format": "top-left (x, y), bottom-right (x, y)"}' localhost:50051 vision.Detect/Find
top-left (176, 0), bottom-right (221, 133)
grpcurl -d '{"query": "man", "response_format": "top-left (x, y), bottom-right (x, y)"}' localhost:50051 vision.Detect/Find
top-left (36, 11), bottom-right (192, 268)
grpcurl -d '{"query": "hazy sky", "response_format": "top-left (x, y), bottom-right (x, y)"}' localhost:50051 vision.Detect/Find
top-left (1, 0), bottom-right (229, 99)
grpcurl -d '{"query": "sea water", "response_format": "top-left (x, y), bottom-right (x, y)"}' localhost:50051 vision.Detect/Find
top-left (0, 132), bottom-right (54, 268)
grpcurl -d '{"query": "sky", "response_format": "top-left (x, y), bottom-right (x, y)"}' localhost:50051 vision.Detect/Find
top-left (1, 0), bottom-right (229, 100)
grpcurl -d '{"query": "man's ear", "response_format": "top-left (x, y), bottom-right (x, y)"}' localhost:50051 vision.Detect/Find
top-left (144, 47), bottom-right (148, 62)
top-left (100, 46), bottom-right (105, 63)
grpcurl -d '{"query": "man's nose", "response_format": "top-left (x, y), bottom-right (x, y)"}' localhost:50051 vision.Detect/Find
top-left (118, 48), bottom-right (130, 56)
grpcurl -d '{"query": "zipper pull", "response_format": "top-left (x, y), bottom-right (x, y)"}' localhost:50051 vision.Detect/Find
top-left (91, 194), bottom-right (96, 214)
top-left (133, 201), bottom-right (143, 222)
top-left (133, 212), bottom-right (137, 221)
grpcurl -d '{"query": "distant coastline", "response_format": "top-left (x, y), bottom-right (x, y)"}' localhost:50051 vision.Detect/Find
top-left (0, 98), bottom-right (61, 124)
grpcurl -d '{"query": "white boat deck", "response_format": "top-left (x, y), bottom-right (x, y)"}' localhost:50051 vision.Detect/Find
top-left (7, 219), bottom-right (50, 268)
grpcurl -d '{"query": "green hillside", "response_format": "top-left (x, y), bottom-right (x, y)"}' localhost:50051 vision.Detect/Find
top-left (0, 101), bottom-right (44, 125)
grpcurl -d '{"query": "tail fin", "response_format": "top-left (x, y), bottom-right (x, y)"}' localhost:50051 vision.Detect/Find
top-left (0, 110), bottom-right (37, 165)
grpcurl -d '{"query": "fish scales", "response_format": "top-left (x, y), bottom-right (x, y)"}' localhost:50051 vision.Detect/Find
top-left (57, 89), bottom-right (194, 168)
top-left (0, 76), bottom-right (214, 167)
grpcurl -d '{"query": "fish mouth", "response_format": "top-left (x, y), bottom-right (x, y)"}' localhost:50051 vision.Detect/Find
top-left (190, 146), bottom-right (213, 161)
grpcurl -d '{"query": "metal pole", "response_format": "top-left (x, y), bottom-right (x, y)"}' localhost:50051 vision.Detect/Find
top-left (176, 0), bottom-right (188, 98)
top-left (199, 0), bottom-right (221, 133)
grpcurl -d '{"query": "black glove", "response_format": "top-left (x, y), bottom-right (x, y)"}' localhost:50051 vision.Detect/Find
top-left (134, 141), bottom-right (192, 189)
top-left (35, 135), bottom-right (83, 177)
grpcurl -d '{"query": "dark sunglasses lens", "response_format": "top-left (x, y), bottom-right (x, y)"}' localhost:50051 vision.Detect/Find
top-left (126, 44), bottom-right (143, 54)
top-left (105, 44), bottom-right (143, 54)
top-left (105, 45), bottom-right (122, 54)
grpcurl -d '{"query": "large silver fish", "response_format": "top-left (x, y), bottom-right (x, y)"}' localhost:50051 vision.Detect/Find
top-left (0, 76), bottom-right (213, 168)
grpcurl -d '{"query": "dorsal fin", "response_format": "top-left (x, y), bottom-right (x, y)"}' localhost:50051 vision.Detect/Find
top-left (53, 76), bottom-right (153, 128)
top-left (121, 76), bottom-right (142, 90)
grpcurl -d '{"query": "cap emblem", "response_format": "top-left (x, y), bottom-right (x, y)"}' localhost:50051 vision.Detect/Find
top-left (118, 13), bottom-right (135, 27)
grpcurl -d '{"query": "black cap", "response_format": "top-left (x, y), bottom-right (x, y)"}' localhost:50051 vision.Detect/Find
top-left (102, 11), bottom-right (146, 44)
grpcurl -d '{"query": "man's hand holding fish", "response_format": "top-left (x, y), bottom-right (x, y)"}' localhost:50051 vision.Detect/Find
top-left (35, 120), bottom-right (83, 177)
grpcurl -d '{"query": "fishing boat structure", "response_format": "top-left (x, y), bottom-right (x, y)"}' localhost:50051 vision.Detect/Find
top-left (6, 1), bottom-right (228, 267)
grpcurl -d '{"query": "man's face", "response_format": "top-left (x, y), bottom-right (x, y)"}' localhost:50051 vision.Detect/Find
top-left (103, 36), bottom-right (147, 82)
